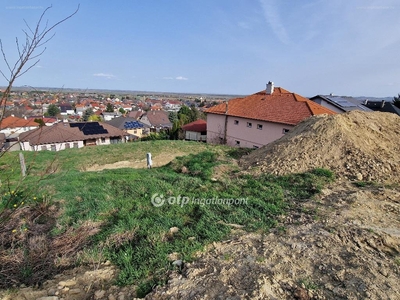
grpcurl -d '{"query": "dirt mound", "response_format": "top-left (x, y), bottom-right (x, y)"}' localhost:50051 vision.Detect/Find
top-left (241, 111), bottom-right (400, 183)
top-left (145, 182), bottom-right (400, 300)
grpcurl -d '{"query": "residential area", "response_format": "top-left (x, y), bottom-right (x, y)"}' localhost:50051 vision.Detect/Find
top-left (1, 82), bottom-right (399, 152)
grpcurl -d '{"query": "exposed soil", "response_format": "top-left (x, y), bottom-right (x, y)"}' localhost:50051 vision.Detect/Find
top-left (85, 152), bottom-right (186, 171)
top-left (1, 110), bottom-right (400, 299)
top-left (145, 181), bottom-right (400, 300)
top-left (241, 111), bottom-right (400, 183)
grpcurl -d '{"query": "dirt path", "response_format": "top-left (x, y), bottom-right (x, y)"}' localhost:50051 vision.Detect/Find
top-left (85, 152), bottom-right (186, 171)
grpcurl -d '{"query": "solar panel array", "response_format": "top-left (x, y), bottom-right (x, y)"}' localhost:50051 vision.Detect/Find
top-left (327, 97), bottom-right (357, 108)
top-left (124, 121), bottom-right (144, 129)
top-left (70, 122), bottom-right (109, 135)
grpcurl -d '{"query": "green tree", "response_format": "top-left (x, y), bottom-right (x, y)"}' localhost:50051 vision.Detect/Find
top-left (83, 108), bottom-right (94, 121)
top-left (119, 107), bottom-right (126, 114)
top-left (168, 111), bottom-right (178, 123)
top-left (88, 114), bottom-right (101, 122)
top-left (393, 93), bottom-right (400, 109)
top-left (105, 103), bottom-right (114, 112)
top-left (47, 103), bottom-right (60, 116)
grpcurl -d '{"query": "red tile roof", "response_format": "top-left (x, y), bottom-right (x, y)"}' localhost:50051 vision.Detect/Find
top-left (0, 116), bottom-right (40, 130)
top-left (205, 87), bottom-right (336, 125)
top-left (182, 119), bottom-right (207, 132)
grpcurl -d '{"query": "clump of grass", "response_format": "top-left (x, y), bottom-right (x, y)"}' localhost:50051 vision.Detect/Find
top-left (298, 277), bottom-right (320, 290)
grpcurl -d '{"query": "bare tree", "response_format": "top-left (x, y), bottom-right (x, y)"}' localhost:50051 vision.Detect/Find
top-left (0, 5), bottom-right (79, 125)
top-left (0, 5), bottom-right (79, 219)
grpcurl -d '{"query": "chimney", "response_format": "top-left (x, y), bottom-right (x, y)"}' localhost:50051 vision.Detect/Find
top-left (266, 81), bottom-right (274, 95)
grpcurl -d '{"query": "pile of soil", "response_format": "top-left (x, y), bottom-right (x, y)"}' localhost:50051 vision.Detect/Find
top-left (241, 111), bottom-right (400, 183)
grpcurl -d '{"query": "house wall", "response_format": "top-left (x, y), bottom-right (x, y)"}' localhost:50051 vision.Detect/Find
top-left (207, 114), bottom-right (294, 148)
top-left (20, 141), bottom-right (84, 151)
top-left (185, 131), bottom-right (206, 141)
top-left (95, 137), bottom-right (111, 145)
top-left (127, 128), bottom-right (145, 138)
top-left (0, 126), bottom-right (39, 135)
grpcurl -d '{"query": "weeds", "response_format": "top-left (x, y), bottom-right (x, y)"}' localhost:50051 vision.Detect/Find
top-left (298, 277), bottom-right (319, 290)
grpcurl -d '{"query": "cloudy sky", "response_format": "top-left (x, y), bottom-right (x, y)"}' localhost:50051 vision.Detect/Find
top-left (0, 0), bottom-right (399, 97)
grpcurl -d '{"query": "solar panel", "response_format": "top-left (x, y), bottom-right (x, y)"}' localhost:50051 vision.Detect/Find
top-left (124, 121), bottom-right (144, 129)
top-left (70, 122), bottom-right (108, 135)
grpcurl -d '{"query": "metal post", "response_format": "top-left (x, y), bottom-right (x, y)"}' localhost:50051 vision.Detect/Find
top-left (146, 152), bottom-right (152, 169)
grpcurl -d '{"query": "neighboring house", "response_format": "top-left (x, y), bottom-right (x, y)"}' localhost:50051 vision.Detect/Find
top-left (0, 115), bottom-right (40, 135)
top-left (19, 122), bottom-right (127, 151)
top-left (164, 100), bottom-right (181, 111)
top-left (128, 110), bottom-right (144, 120)
top-left (102, 112), bottom-right (120, 121)
top-left (362, 100), bottom-right (400, 116)
top-left (74, 104), bottom-right (86, 116)
top-left (309, 95), bottom-right (373, 113)
top-left (140, 110), bottom-right (172, 132)
top-left (59, 103), bottom-right (74, 116)
top-left (205, 82), bottom-right (336, 148)
top-left (182, 119), bottom-right (207, 142)
top-left (106, 116), bottom-right (150, 139)
top-left (28, 116), bottom-right (59, 126)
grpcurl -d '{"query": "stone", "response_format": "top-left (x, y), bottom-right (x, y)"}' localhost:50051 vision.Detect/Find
top-left (69, 289), bottom-right (82, 294)
top-left (47, 289), bottom-right (57, 296)
top-left (172, 260), bottom-right (183, 267)
top-left (58, 280), bottom-right (76, 287)
top-left (36, 297), bottom-right (59, 300)
top-left (94, 290), bottom-right (106, 299)
top-left (169, 227), bottom-right (179, 234)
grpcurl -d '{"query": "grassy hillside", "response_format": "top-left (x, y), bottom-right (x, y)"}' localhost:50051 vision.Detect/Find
top-left (0, 141), bottom-right (334, 296)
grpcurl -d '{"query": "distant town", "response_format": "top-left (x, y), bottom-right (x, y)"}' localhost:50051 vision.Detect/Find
top-left (0, 83), bottom-right (399, 152)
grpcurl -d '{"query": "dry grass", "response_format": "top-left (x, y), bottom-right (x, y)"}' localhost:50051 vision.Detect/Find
top-left (0, 203), bottom-right (102, 288)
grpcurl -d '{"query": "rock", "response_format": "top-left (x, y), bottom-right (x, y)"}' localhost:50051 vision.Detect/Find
top-left (169, 227), bottom-right (179, 234)
top-left (356, 173), bottom-right (363, 181)
top-left (36, 297), bottom-right (59, 300)
top-left (58, 279), bottom-right (76, 287)
top-left (47, 288), bottom-right (57, 296)
top-left (294, 287), bottom-right (310, 300)
top-left (94, 290), bottom-right (106, 299)
top-left (172, 260), bottom-right (183, 267)
top-left (69, 288), bottom-right (82, 294)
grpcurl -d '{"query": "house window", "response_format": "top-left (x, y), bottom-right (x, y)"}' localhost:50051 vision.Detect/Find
top-left (41, 145), bottom-right (47, 151)
top-left (247, 122), bottom-right (252, 128)
top-left (257, 124), bottom-right (263, 130)
top-left (234, 120), bottom-right (239, 125)
top-left (282, 128), bottom-right (290, 134)
top-left (73, 142), bottom-right (79, 148)
top-left (101, 137), bottom-right (106, 143)
top-left (235, 140), bottom-right (240, 146)
top-left (65, 143), bottom-right (70, 149)
top-left (51, 145), bottom-right (56, 151)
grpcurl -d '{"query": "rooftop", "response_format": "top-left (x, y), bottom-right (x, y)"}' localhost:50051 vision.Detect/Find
top-left (205, 86), bottom-right (336, 126)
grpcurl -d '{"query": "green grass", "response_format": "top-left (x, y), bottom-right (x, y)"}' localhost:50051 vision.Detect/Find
top-left (0, 141), bottom-right (334, 296)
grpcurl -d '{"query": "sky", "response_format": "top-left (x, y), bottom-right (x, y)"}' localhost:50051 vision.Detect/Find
top-left (0, 0), bottom-right (399, 97)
